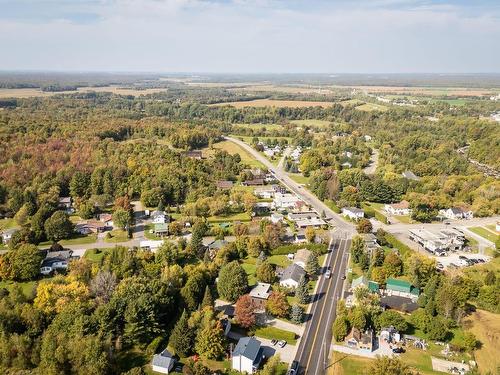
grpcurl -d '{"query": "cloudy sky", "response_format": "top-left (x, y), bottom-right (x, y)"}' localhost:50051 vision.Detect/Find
top-left (1, 0), bottom-right (499, 73)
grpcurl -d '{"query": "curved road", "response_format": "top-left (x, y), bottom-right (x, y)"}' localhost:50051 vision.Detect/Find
top-left (226, 136), bottom-right (354, 374)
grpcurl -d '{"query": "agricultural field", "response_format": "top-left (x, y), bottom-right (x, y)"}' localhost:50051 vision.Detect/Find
top-left (462, 309), bottom-right (500, 374)
top-left (204, 140), bottom-right (266, 168)
top-left (233, 123), bottom-right (285, 131)
top-left (336, 85), bottom-right (500, 97)
top-left (355, 102), bottom-right (389, 112)
top-left (210, 99), bottom-right (335, 108)
top-left (0, 86), bottom-right (168, 98)
top-left (290, 119), bottom-right (333, 128)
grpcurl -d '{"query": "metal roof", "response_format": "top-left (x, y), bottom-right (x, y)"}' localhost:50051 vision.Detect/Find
top-left (233, 337), bottom-right (261, 361)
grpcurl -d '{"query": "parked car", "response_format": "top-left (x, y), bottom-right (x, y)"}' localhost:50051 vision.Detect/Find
top-left (459, 255), bottom-right (468, 260)
top-left (436, 262), bottom-right (444, 270)
top-left (325, 269), bottom-right (331, 279)
top-left (277, 340), bottom-right (287, 348)
top-left (392, 347), bottom-right (405, 353)
top-left (271, 339), bottom-right (278, 346)
top-left (288, 360), bottom-right (299, 375)
top-left (341, 275), bottom-right (346, 280)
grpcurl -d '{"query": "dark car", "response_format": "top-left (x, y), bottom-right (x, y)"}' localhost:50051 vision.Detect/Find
top-left (392, 347), bottom-right (405, 354)
top-left (271, 339), bottom-right (278, 346)
top-left (459, 255), bottom-right (468, 260)
top-left (341, 275), bottom-right (346, 280)
top-left (288, 360), bottom-right (299, 375)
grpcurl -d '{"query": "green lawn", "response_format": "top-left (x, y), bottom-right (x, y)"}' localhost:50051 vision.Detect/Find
top-left (254, 326), bottom-right (297, 345)
top-left (38, 234), bottom-right (97, 248)
top-left (469, 227), bottom-right (499, 243)
top-left (267, 254), bottom-right (292, 268)
top-left (208, 212), bottom-right (251, 223)
top-left (0, 280), bottom-right (37, 297)
top-left (144, 224), bottom-right (160, 240)
top-left (241, 261), bottom-right (257, 286)
top-left (290, 119), bottom-right (332, 128)
top-left (233, 123), bottom-right (285, 131)
top-left (288, 173), bottom-right (310, 185)
top-left (355, 103), bottom-right (388, 112)
top-left (0, 218), bottom-right (18, 230)
top-left (84, 248), bottom-right (114, 263)
top-left (208, 140), bottom-right (266, 169)
top-left (104, 229), bottom-right (129, 243)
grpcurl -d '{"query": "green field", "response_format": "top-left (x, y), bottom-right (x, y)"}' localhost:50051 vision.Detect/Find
top-left (233, 123), bottom-right (285, 131)
top-left (0, 218), bottom-right (18, 230)
top-left (84, 248), bottom-right (115, 263)
top-left (0, 280), bottom-right (37, 297)
top-left (38, 234), bottom-right (97, 248)
top-left (207, 212), bottom-right (251, 223)
top-left (290, 119), bottom-right (332, 128)
top-left (206, 140), bottom-right (266, 168)
top-left (288, 173), bottom-right (310, 185)
top-left (254, 326), bottom-right (297, 345)
top-left (104, 229), bottom-right (129, 243)
top-left (241, 260), bottom-right (257, 286)
top-left (267, 254), bottom-right (292, 268)
top-left (469, 227), bottom-right (499, 243)
top-left (355, 103), bottom-right (388, 112)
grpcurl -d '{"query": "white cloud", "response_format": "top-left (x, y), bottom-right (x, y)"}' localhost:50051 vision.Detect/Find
top-left (0, 0), bottom-right (498, 72)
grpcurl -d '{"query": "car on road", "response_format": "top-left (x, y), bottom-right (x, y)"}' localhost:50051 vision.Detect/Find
top-left (436, 262), bottom-right (444, 270)
top-left (325, 269), bottom-right (331, 279)
top-left (392, 347), bottom-right (405, 354)
top-left (459, 255), bottom-right (468, 260)
top-left (271, 339), bottom-right (278, 346)
top-left (288, 361), bottom-right (299, 375)
top-left (341, 275), bottom-right (346, 280)
top-left (277, 340), bottom-right (287, 348)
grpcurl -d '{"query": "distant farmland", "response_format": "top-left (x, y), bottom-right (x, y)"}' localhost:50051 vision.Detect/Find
top-left (210, 98), bottom-right (335, 108)
top-left (0, 86), bottom-right (168, 98)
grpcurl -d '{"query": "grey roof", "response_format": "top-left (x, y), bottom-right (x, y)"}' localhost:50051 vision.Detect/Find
top-left (208, 239), bottom-right (228, 250)
top-left (152, 348), bottom-right (175, 369)
top-left (41, 257), bottom-right (69, 268)
top-left (344, 207), bottom-right (364, 214)
top-left (281, 263), bottom-right (306, 283)
top-left (233, 337), bottom-right (261, 361)
top-left (402, 170), bottom-right (419, 180)
top-left (46, 250), bottom-right (73, 260)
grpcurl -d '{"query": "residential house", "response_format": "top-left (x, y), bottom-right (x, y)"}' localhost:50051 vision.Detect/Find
top-left (98, 213), bottom-right (114, 227)
top-left (1, 228), bottom-right (18, 243)
top-left (295, 217), bottom-right (326, 229)
top-left (254, 202), bottom-right (272, 214)
top-left (274, 193), bottom-right (301, 210)
top-left (58, 197), bottom-right (74, 213)
top-left (242, 179), bottom-right (265, 186)
top-left (350, 275), bottom-right (379, 293)
top-left (380, 326), bottom-right (401, 344)
top-left (232, 337), bottom-right (264, 374)
top-left (153, 223), bottom-right (169, 237)
top-left (152, 210), bottom-right (169, 224)
top-left (270, 213), bottom-right (284, 224)
top-left (361, 233), bottom-right (381, 256)
top-left (293, 248), bottom-right (312, 269)
top-left (385, 278), bottom-right (420, 301)
top-left (206, 239), bottom-right (229, 259)
top-left (439, 207), bottom-right (473, 220)
top-left (151, 348), bottom-right (175, 374)
top-left (249, 283), bottom-right (271, 310)
top-left (384, 200), bottom-right (412, 216)
top-left (272, 184), bottom-right (287, 194)
top-left (75, 220), bottom-right (105, 234)
top-left (401, 170), bottom-right (420, 181)
top-left (294, 230), bottom-right (307, 244)
top-left (40, 250), bottom-right (79, 275)
top-left (409, 228), bottom-right (465, 254)
top-left (341, 207), bottom-right (364, 220)
top-left (345, 328), bottom-right (374, 352)
top-left (288, 211), bottom-right (319, 221)
top-left (216, 180), bottom-right (234, 190)
top-left (140, 240), bottom-right (164, 252)
top-left (184, 150), bottom-right (202, 159)
top-left (254, 186), bottom-right (275, 199)
top-left (280, 263), bottom-right (306, 288)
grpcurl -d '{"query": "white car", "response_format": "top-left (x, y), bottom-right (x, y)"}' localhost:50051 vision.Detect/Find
top-left (325, 270), bottom-right (331, 279)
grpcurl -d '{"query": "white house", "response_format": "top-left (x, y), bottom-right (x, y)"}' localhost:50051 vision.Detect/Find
top-left (384, 200), bottom-right (412, 216)
top-left (273, 193), bottom-right (301, 209)
top-left (140, 240), bottom-right (164, 252)
top-left (152, 348), bottom-right (175, 374)
top-left (1, 228), bottom-right (18, 243)
top-left (232, 337), bottom-right (263, 374)
top-left (270, 213), bottom-right (284, 224)
top-left (439, 207), bottom-right (473, 220)
top-left (254, 186), bottom-right (275, 199)
top-left (40, 250), bottom-right (78, 275)
top-left (151, 210), bottom-right (169, 224)
top-left (341, 207), bottom-right (364, 220)
top-left (280, 264), bottom-right (306, 288)
top-left (380, 326), bottom-right (401, 344)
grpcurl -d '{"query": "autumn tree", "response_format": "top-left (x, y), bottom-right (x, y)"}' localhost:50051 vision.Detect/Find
top-left (256, 261), bottom-right (276, 283)
top-left (113, 208), bottom-right (132, 230)
top-left (305, 227), bottom-right (316, 243)
top-left (266, 291), bottom-right (290, 318)
top-left (195, 319), bottom-right (226, 360)
top-left (356, 218), bottom-right (373, 234)
top-left (235, 294), bottom-right (257, 328)
top-left (365, 357), bottom-right (420, 375)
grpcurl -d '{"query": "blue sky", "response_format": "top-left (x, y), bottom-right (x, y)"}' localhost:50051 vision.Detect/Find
top-left (0, 0), bottom-right (499, 73)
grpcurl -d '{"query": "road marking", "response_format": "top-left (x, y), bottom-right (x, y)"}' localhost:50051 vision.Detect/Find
top-left (309, 238), bottom-right (347, 375)
top-left (304, 238), bottom-right (344, 373)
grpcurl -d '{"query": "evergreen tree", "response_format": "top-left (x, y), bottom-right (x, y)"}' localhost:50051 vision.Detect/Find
top-left (295, 275), bottom-right (309, 304)
top-left (201, 286), bottom-right (213, 309)
top-left (217, 261), bottom-right (248, 302)
top-left (305, 253), bottom-right (320, 275)
top-left (290, 304), bottom-right (304, 324)
top-left (168, 310), bottom-right (193, 357)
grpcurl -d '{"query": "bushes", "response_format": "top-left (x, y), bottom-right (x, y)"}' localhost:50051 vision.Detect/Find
top-left (271, 243), bottom-right (327, 256)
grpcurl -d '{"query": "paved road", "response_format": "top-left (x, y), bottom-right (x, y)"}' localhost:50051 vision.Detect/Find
top-left (226, 136), bottom-right (355, 234)
top-left (363, 148), bottom-right (379, 175)
top-left (294, 236), bottom-right (351, 375)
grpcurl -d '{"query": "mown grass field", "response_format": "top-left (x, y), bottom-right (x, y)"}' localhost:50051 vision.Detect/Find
top-left (0, 86), bottom-right (167, 98)
top-left (206, 140), bottom-right (266, 168)
top-left (288, 173), bottom-right (310, 185)
top-left (104, 229), bottom-right (129, 243)
top-left (355, 102), bottom-right (388, 112)
top-left (233, 123), bottom-right (285, 131)
top-left (210, 99), bottom-right (335, 108)
top-left (254, 326), bottom-right (297, 345)
top-left (469, 226), bottom-right (499, 243)
top-left (290, 119), bottom-right (332, 128)
top-left (0, 280), bottom-right (37, 297)
top-left (207, 212), bottom-right (251, 223)
top-left (38, 234), bottom-right (98, 248)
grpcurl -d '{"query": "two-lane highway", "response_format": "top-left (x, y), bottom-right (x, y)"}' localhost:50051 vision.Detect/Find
top-left (294, 236), bottom-right (351, 375)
